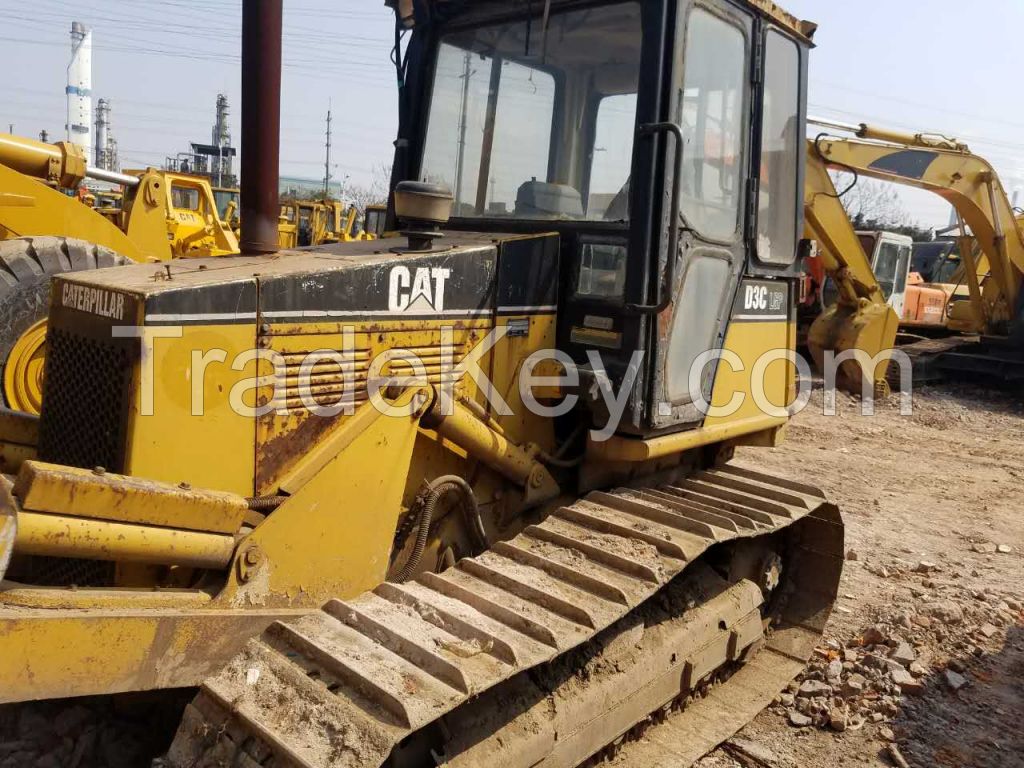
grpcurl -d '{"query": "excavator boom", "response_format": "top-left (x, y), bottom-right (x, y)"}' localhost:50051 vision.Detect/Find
top-left (803, 140), bottom-right (900, 395)
top-left (810, 120), bottom-right (1024, 335)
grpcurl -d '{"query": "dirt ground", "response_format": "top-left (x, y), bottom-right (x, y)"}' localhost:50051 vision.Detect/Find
top-left (630, 382), bottom-right (1024, 768)
top-left (2, 382), bottom-right (1021, 768)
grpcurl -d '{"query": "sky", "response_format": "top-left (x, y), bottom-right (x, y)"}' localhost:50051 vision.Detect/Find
top-left (1, 0), bottom-right (1022, 228)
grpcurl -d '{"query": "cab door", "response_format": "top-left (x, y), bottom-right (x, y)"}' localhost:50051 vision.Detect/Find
top-left (648, 0), bottom-right (755, 430)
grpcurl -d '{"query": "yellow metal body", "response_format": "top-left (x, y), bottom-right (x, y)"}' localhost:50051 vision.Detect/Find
top-left (13, 512), bottom-right (236, 570)
top-left (0, 133), bottom-right (241, 415)
top-left (803, 142), bottom-right (899, 394)
top-left (0, 134), bottom-right (238, 261)
top-left (120, 170), bottom-right (239, 260)
top-left (0, 161), bottom-right (142, 258)
top-left (0, 230), bottom-right (804, 703)
top-left (3, 319), bottom-right (48, 414)
top-left (0, 133), bottom-right (88, 188)
top-left (814, 128), bottom-right (1024, 335)
top-left (14, 461), bottom-right (248, 534)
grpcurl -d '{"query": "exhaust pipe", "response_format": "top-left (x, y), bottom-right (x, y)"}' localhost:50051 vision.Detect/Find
top-left (240, 0), bottom-right (283, 255)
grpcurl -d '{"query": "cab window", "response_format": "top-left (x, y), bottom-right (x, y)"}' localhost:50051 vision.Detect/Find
top-left (171, 186), bottom-right (200, 211)
top-left (757, 30), bottom-right (801, 264)
top-left (677, 8), bottom-right (747, 242)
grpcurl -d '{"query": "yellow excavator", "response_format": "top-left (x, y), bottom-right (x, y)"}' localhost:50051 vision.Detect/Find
top-left (808, 118), bottom-right (1024, 382)
top-left (803, 141), bottom-right (902, 396)
top-left (0, 2), bottom-right (849, 766)
top-left (0, 132), bottom-right (239, 413)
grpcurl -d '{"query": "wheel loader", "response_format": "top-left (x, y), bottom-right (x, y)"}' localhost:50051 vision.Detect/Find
top-left (0, 132), bottom-right (239, 413)
top-left (0, 1), bottom-right (846, 766)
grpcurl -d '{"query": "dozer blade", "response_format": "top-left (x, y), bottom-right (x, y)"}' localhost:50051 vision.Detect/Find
top-left (166, 465), bottom-right (843, 768)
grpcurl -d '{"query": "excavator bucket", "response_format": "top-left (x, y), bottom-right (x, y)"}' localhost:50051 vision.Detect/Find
top-left (808, 301), bottom-right (900, 397)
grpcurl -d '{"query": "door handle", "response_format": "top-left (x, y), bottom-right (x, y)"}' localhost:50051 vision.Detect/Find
top-left (626, 121), bottom-right (684, 314)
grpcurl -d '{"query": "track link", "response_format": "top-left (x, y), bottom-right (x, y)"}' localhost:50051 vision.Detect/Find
top-left (166, 465), bottom-right (843, 768)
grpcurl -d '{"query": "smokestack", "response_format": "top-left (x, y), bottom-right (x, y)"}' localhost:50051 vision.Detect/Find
top-left (240, 1), bottom-right (283, 255)
top-left (95, 99), bottom-right (108, 168)
top-left (66, 22), bottom-right (92, 159)
top-left (212, 94), bottom-right (232, 187)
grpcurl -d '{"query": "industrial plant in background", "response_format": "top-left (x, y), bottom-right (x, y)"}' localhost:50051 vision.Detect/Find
top-left (165, 94), bottom-right (238, 188)
top-left (64, 22), bottom-right (91, 158)
top-left (94, 98), bottom-right (118, 172)
top-left (64, 22), bottom-right (119, 174)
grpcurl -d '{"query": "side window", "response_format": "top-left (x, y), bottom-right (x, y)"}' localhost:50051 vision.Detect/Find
top-left (874, 241), bottom-right (902, 300)
top-left (895, 245), bottom-right (911, 294)
top-left (578, 242), bottom-right (629, 299)
top-left (589, 94), bottom-right (638, 221)
top-left (678, 8), bottom-right (747, 242)
top-left (757, 30), bottom-right (801, 264)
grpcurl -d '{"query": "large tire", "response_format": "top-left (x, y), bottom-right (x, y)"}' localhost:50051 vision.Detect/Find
top-left (0, 237), bottom-right (127, 413)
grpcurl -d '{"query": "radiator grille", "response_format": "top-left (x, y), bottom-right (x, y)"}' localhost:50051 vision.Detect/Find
top-left (37, 327), bottom-right (134, 473)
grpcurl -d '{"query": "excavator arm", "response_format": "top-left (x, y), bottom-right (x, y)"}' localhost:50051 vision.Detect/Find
top-left (810, 120), bottom-right (1024, 335)
top-left (803, 140), bottom-right (900, 396)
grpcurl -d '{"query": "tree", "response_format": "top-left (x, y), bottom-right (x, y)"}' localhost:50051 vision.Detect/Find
top-left (830, 172), bottom-right (934, 241)
top-left (339, 162), bottom-right (392, 215)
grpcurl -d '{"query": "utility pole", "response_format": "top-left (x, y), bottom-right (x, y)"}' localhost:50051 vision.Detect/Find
top-left (323, 103), bottom-right (332, 198)
top-left (454, 51), bottom-right (473, 210)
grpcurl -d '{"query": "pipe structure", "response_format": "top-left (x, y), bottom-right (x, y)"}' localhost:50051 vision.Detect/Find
top-left (0, 133), bottom-right (138, 188)
top-left (12, 512), bottom-right (236, 570)
top-left (240, 0), bottom-right (283, 255)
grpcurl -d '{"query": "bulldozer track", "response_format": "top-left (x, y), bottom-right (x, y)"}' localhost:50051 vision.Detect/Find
top-left (167, 465), bottom-right (843, 768)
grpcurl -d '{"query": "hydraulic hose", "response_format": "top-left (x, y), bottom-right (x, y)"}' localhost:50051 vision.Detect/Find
top-left (394, 475), bottom-right (487, 583)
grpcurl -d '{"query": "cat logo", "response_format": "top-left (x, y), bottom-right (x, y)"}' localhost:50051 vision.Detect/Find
top-left (388, 266), bottom-right (451, 313)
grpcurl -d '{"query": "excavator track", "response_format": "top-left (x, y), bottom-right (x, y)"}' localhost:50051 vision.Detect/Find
top-left (167, 465), bottom-right (843, 768)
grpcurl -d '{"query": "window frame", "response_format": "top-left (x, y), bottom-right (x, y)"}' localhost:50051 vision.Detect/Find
top-left (747, 21), bottom-right (809, 275)
top-left (754, 27), bottom-right (803, 266)
top-left (415, 1), bottom-right (644, 225)
top-left (674, 2), bottom-right (753, 247)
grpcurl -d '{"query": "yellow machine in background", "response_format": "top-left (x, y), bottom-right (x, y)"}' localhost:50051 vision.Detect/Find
top-left (0, 132), bottom-right (240, 413)
top-left (277, 198), bottom-right (358, 247)
top-left (809, 118), bottom-right (1024, 380)
top-left (803, 140), bottom-right (901, 396)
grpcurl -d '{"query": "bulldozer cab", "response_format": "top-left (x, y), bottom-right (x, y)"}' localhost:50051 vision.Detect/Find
top-left (394, 0), bottom-right (812, 434)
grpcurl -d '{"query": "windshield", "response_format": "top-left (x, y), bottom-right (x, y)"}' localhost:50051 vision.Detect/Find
top-left (420, 3), bottom-right (642, 221)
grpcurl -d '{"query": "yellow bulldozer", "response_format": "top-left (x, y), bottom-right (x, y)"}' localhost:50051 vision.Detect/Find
top-left (0, 1), bottom-right (848, 766)
top-left (0, 132), bottom-right (239, 413)
top-left (278, 198), bottom-right (359, 247)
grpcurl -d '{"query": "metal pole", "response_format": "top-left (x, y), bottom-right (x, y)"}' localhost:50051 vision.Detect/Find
top-left (240, 0), bottom-right (283, 255)
top-left (454, 51), bottom-right (472, 210)
top-left (324, 104), bottom-right (332, 197)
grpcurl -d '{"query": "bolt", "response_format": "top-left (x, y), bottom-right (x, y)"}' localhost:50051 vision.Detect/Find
top-left (244, 548), bottom-right (261, 566)
top-left (92, 466), bottom-right (106, 476)
top-left (179, 481), bottom-right (192, 491)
